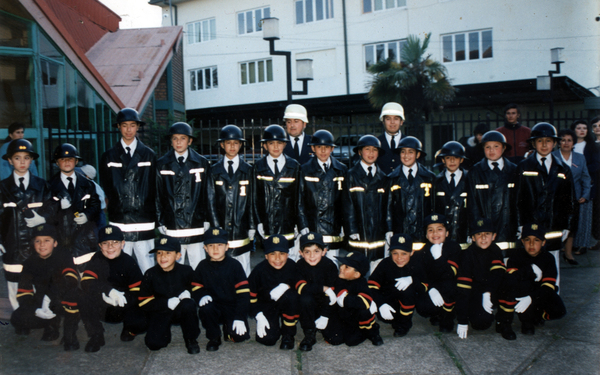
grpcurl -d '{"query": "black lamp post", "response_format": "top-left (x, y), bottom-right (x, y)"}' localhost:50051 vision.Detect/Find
top-left (547, 48), bottom-right (564, 124)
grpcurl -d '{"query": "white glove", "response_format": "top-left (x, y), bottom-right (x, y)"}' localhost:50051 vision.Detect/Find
top-left (517, 226), bottom-right (523, 240)
top-left (199, 295), bottom-right (213, 307)
top-left (300, 227), bottom-right (310, 235)
top-left (369, 301), bottom-right (378, 314)
top-left (232, 320), bottom-right (247, 336)
top-left (394, 276), bottom-right (413, 291)
top-left (25, 211), bottom-right (46, 228)
top-left (109, 289), bottom-right (126, 307)
top-left (158, 226), bottom-right (167, 235)
top-left (428, 288), bottom-right (445, 307)
top-left (515, 295), bottom-right (532, 313)
top-left (562, 230), bottom-right (569, 242)
top-left (385, 231), bottom-right (393, 245)
top-left (248, 229), bottom-right (256, 241)
top-left (168, 297), bottom-right (180, 310)
top-left (531, 264), bottom-right (543, 282)
top-left (257, 223), bottom-right (265, 239)
top-left (457, 324), bottom-right (468, 339)
top-left (0, 244), bottom-right (5, 254)
top-left (336, 291), bottom-right (348, 307)
top-left (74, 213), bottom-right (88, 225)
top-left (325, 287), bottom-right (337, 306)
top-left (430, 244), bottom-right (443, 260)
top-left (102, 292), bottom-right (117, 306)
top-left (482, 292), bottom-right (493, 314)
top-left (35, 295), bottom-right (56, 319)
top-left (41, 295), bottom-right (51, 310)
top-left (379, 303), bottom-right (396, 320)
top-left (349, 233), bottom-right (360, 241)
top-left (178, 290), bottom-right (191, 300)
top-left (315, 316), bottom-right (329, 330)
top-left (270, 283), bottom-right (290, 301)
top-left (204, 222), bottom-right (210, 231)
top-left (255, 312), bottom-right (270, 338)
top-left (60, 198), bottom-right (71, 209)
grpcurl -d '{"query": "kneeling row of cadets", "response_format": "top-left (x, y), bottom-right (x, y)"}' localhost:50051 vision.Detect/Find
top-left (11, 217), bottom-right (565, 354)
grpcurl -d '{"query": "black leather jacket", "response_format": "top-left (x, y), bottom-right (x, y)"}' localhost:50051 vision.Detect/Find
top-left (155, 149), bottom-right (209, 244)
top-left (434, 169), bottom-right (469, 243)
top-left (99, 139), bottom-right (156, 241)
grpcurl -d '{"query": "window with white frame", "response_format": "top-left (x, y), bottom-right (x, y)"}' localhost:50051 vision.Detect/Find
top-left (238, 7), bottom-right (270, 35)
top-left (442, 30), bottom-right (492, 63)
top-left (363, 0), bottom-right (406, 13)
top-left (296, 0), bottom-right (334, 24)
top-left (240, 59), bottom-right (273, 85)
top-left (364, 39), bottom-right (408, 70)
top-left (187, 18), bottom-right (216, 44)
top-left (190, 67), bottom-right (218, 91)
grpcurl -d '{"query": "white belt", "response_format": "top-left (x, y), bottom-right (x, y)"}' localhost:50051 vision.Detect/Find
top-left (322, 235), bottom-right (343, 243)
top-left (412, 242), bottom-right (426, 251)
top-left (3, 263), bottom-right (23, 273)
top-left (165, 228), bottom-right (205, 237)
top-left (229, 238), bottom-right (251, 248)
top-left (545, 231), bottom-right (563, 240)
top-left (109, 222), bottom-right (155, 232)
top-left (266, 233), bottom-right (295, 241)
top-left (73, 252), bottom-right (94, 265)
top-left (348, 240), bottom-right (385, 249)
top-left (496, 242), bottom-right (516, 250)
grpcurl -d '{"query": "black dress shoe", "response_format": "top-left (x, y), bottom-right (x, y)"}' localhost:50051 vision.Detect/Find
top-left (186, 339), bottom-right (200, 354)
top-left (369, 334), bottom-right (384, 346)
top-left (85, 334), bottom-right (105, 353)
top-left (15, 327), bottom-right (30, 336)
top-left (499, 324), bottom-right (516, 340)
top-left (64, 339), bottom-right (80, 351)
top-left (279, 335), bottom-right (295, 350)
top-left (206, 338), bottom-right (221, 352)
top-left (563, 254), bottom-right (579, 265)
top-left (120, 328), bottom-right (136, 342)
top-left (299, 329), bottom-right (317, 352)
top-left (41, 326), bottom-right (60, 342)
top-left (439, 322), bottom-right (454, 333)
top-left (521, 322), bottom-right (535, 335)
top-left (393, 327), bottom-right (409, 337)
top-left (429, 315), bottom-right (441, 326)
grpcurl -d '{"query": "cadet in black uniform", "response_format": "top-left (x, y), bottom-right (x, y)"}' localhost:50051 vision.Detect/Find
top-left (99, 108), bottom-right (156, 273)
top-left (295, 232), bottom-right (339, 351)
top-left (207, 125), bottom-right (254, 275)
top-left (504, 223), bottom-right (566, 335)
top-left (433, 141), bottom-right (469, 245)
top-left (49, 143), bottom-right (100, 271)
top-left (0, 139), bottom-right (56, 310)
top-left (298, 130), bottom-right (349, 259)
top-left (193, 227), bottom-right (250, 352)
top-left (387, 136), bottom-right (435, 249)
top-left (11, 224), bottom-right (80, 351)
top-left (369, 233), bottom-right (427, 338)
top-left (79, 225), bottom-right (147, 352)
top-left (139, 236), bottom-right (200, 354)
top-left (252, 125), bottom-right (302, 260)
top-left (156, 122), bottom-right (210, 270)
top-left (345, 135), bottom-right (389, 272)
top-left (248, 234), bottom-right (299, 349)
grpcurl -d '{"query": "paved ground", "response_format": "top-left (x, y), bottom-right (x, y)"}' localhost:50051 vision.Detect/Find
top-left (0, 249), bottom-right (598, 375)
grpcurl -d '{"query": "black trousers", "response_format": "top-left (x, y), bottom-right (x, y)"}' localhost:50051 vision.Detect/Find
top-left (326, 305), bottom-right (379, 346)
top-left (416, 282), bottom-right (457, 325)
top-left (255, 290), bottom-right (299, 346)
top-left (378, 284), bottom-right (421, 332)
top-left (11, 304), bottom-right (79, 341)
top-left (517, 288), bottom-right (567, 323)
top-left (79, 292), bottom-right (147, 337)
top-left (198, 301), bottom-right (250, 342)
top-left (298, 291), bottom-right (329, 330)
top-left (145, 298), bottom-right (200, 351)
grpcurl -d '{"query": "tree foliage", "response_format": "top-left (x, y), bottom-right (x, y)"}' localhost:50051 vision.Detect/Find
top-left (367, 33), bottom-right (456, 121)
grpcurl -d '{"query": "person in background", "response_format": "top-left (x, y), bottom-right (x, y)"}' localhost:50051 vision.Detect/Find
top-left (460, 123), bottom-right (489, 169)
top-left (77, 164), bottom-right (107, 231)
top-left (0, 123), bottom-right (39, 180)
top-left (283, 104), bottom-right (313, 165)
top-left (376, 102), bottom-right (405, 175)
top-left (590, 116), bottom-right (600, 246)
top-left (496, 103), bottom-right (531, 164)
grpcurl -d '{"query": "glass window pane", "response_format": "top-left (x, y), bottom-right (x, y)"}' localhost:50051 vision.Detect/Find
top-left (40, 59), bottom-right (64, 131)
top-left (188, 24), bottom-right (195, 43)
top-left (258, 60), bottom-right (265, 82)
top-left (329, 0), bottom-right (334, 18)
top-left (388, 42), bottom-right (398, 62)
top-left (375, 0), bottom-right (383, 11)
top-left (386, 0), bottom-right (395, 9)
top-left (241, 63), bottom-right (247, 85)
top-left (482, 30), bottom-right (493, 58)
top-left (210, 19), bottom-right (216, 40)
top-left (190, 71), bottom-right (196, 91)
top-left (212, 68), bottom-right (218, 88)
top-left (202, 21), bottom-right (209, 42)
top-left (198, 69), bottom-right (204, 89)
top-left (264, 7), bottom-right (270, 19)
top-left (397, 0), bottom-right (406, 7)
top-left (38, 31), bottom-right (62, 59)
top-left (266, 60), bottom-right (273, 81)
top-left (363, 0), bottom-right (372, 13)
top-left (249, 62), bottom-right (256, 83)
top-left (316, 0), bottom-right (324, 20)
top-left (442, 35), bottom-right (453, 62)
top-left (246, 11), bottom-right (253, 33)
top-left (365, 45), bottom-right (374, 69)
top-left (376, 43), bottom-right (385, 62)
top-left (455, 33), bottom-right (465, 61)
top-left (469, 32), bottom-right (479, 60)
top-left (306, 0), bottom-right (314, 22)
top-left (296, 1), bottom-right (304, 24)
top-left (255, 10), bottom-right (262, 31)
top-left (238, 13), bottom-right (245, 35)
top-left (399, 40), bottom-right (408, 62)
top-left (196, 23), bottom-right (201, 43)
top-left (205, 68), bottom-right (211, 88)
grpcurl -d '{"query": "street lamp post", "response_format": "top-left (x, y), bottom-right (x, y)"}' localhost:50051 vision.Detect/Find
top-left (262, 18), bottom-right (313, 103)
top-left (536, 48), bottom-right (564, 124)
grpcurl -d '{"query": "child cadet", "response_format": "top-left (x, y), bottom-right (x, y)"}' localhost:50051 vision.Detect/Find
top-left (282, 104), bottom-right (313, 165)
top-left (248, 234), bottom-right (299, 350)
top-left (100, 108), bottom-right (156, 273)
top-left (193, 227), bottom-right (250, 352)
top-left (79, 225), bottom-right (147, 352)
top-left (10, 224), bottom-right (80, 351)
top-left (0, 139), bottom-right (55, 310)
top-left (369, 233), bottom-right (427, 338)
top-left (345, 135), bottom-right (389, 272)
top-left (329, 251), bottom-right (383, 346)
top-left (387, 136), bottom-right (435, 247)
top-left (207, 125), bottom-right (255, 275)
top-left (504, 223), bottom-right (566, 335)
top-left (516, 123), bottom-right (575, 287)
top-left (433, 141), bottom-right (469, 245)
top-left (298, 130), bottom-right (349, 259)
top-left (139, 236), bottom-right (200, 354)
top-left (294, 232), bottom-right (339, 351)
top-left (49, 143), bottom-right (100, 271)
top-left (465, 131), bottom-right (518, 258)
top-left (252, 125), bottom-right (302, 261)
top-left (413, 214), bottom-right (461, 333)
top-left (376, 102), bottom-right (405, 174)
top-left (455, 218), bottom-right (515, 340)
top-left (156, 122), bottom-right (210, 270)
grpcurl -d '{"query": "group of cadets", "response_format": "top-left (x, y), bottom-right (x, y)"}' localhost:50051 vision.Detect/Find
top-left (2, 101), bottom-right (572, 355)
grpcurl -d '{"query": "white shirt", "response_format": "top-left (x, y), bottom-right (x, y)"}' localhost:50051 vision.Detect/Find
top-left (573, 141), bottom-right (585, 155)
top-left (13, 171), bottom-right (30, 190)
top-left (402, 164), bottom-right (418, 179)
top-left (360, 161), bottom-right (376, 176)
top-left (290, 133), bottom-right (305, 155)
top-left (487, 158), bottom-right (505, 170)
top-left (385, 131), bottom-right (402, 149)
top-left (224, 154), bottom-right (240, 173)
top-left (174, 149), bottom-right (189, 163)
top-left (536, 153), bottom-right (552, 173)
top-left (60, 172), bottom-right (77, 190)
top-left (559, 152), bottom-right (572, 167)
top-left (121, 138), bottom-right (138, 155)
top-left (319, 158), bottom-right (331, 173)
top-left (445, 169), bottom-right (463, 184)
top-left (267, 154), bottom-right (286, 174)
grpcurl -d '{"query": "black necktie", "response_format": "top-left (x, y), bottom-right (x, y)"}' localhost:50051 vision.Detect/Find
top-left (408, 168), bottom-right (414, 184)
top-left (449, 173), bottom-right (456, 190)
top-left (67, 176), bottom-right (75, 197)
top-left (293, 138), bottom-right (300, 159)
top-left (273, 159), bottom-right (280, 177)
top-left (492, 162), bottom-right (501, 176)
top-left (390, 136), bottom-right (396, 151)
top-left (124, 146), bottom-right (132, 163)
top-left (228, 160), bottom-right (234, 177)
top-left (178, 156), bottom-right (185, 166)
top-left (540, 157), bottom-right (548, 178)
top-left (367, 166), bottom-right (373, 179)
top-left (19, 177), bottom-right (25, 192)
top-left (323, 163), bottom-right (328, 172)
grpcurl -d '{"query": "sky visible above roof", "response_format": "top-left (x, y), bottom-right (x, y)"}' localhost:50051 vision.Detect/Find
top-left (99, 0), bottom-right (161, 29)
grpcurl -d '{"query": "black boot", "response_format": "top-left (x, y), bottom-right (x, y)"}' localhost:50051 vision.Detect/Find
top-left (439, 312), bottom-right (455, 333)
top-left (429, 315), bottom-right (441, 326)
top-left (279, 334), bottom-right (295, 350)
top-left (41, 319), bottom-right (60, 341)
top-left (368, 323), bottom-right (384, 346)
top-left (120, 328), bottom-right (136, 342)
top-left (85, 334), bottom-right (105, 353)
top-left (206, 337), bottom-right (221, 352)
top-left (521, 322), bottom-right (535, 335)
top-left (497, 322), bottom-right (516, 340)
top-left (186, 339), bottom-right (200, 354)
top-left (299, 329), bottom-right (317, 351)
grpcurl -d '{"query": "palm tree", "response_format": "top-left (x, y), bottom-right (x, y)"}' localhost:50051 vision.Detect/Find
top-left (367, 33), bottom-right (456, 121)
